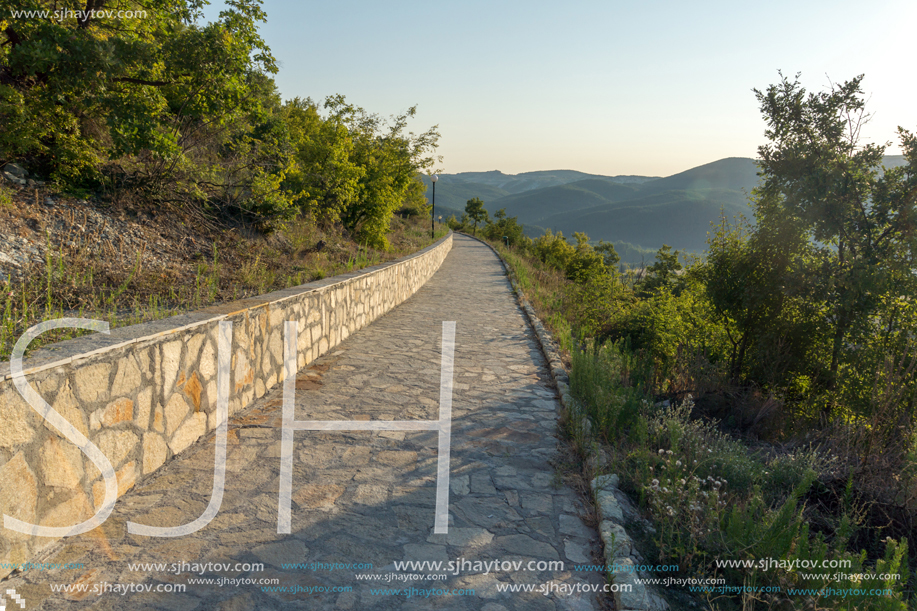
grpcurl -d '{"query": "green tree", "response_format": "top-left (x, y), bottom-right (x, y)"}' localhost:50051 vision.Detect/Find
top-left (482, 208), bottom-right (527, 247)
top-left (282, 95), bottom-right (440, 247)
top-left (446, 214), bottom-right (464, 231)
top-left (754, 73), bottom-right (917, 409)
top-left (1, 0), bottom-right (278, 188)
top-left (605, 276), bottom-right (725, 388)
top-left (464, 197), bottom-right (488, 236)
top-left (699, 214), bottom-right (818, 384)
top-left (283, 97), bottom-right (363, 225)
top-left (564, 272), bottom-right (622, 338)
top-left (533, 229), bottom-right (576, 271)
top-left (0, 0), bottom-right (443, 240)
top-left (210, 73), bottom-right (297, 224)
top-left (638, 245), bottom-right (683, 297)
top-left (333, 98), bottom-right (440, 248)
top-left (595, 240), bottom-right (621, 270)
top-left (565, 232), bottom-right (607, 284)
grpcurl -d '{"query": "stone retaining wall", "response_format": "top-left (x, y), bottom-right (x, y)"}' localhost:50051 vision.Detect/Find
top-left (0, 232), bottom-right (452, 577)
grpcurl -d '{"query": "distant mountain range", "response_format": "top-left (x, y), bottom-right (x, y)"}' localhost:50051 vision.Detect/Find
top-left (422, 156), bottom-right (906, 257)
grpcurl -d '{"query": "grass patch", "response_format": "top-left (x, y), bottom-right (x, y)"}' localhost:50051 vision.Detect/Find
top-left (492, 241), bottom-right (574, 356)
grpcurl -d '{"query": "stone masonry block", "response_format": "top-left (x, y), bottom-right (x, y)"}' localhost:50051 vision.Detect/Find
top-left (0, 384), bottom-right (36, 449)
top-left (91, 460), bottom-right (137, 510)
top-left (73, 362), bottom-right (112, 404)
top-left (161, 339), bottom-right (182, 398)
top-left (0, 452), bottom-right (38, 529)
top-left (110, 356), bottom-right (141, 398)
top-left (135, 387), bottom-right (153, 430)
top-left (40, 437), bottom-right (84, 489)
top-left (49, 379), bottom-right (90, 438)
top-left (164, 393), bottom-right (191, 437)
top-left (143, 433), bottom-right (167, 474)
top-left (94, 429), bottom-right (138, 469)
top-left (169, 412), bottom-right (207, 454)
top-left (199, 340), bottom-right (216, 381)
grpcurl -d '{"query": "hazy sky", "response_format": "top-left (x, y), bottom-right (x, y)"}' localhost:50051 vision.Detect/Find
top-left (203, 0), bottom-right (916, 177)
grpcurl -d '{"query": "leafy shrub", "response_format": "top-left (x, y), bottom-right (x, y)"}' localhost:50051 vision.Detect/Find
top-left (532, 229), bottom-right (576, 271)
top-left (603, 280), bottom-right (728, 392)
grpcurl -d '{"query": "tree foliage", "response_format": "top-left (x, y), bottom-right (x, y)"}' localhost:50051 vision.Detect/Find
top-left (464, 197), bottom-right (488, 236)
top-left (565, 232), bottom-right (607, 284)
top-left (699, 215), bottom-right (811, 383)
top-left (752, 73), bottom-right (917, 415)
top-left (595, 240), bottom-right (621, 269)
top-left (283, 97), bottom-right (362, 226)
top-left (637, 245), bottom-right (683, 297)
top-left (1, 2), bottom-right (440, 244)
top-left (481, 208), bottom-right (526, 247)
top-left (2, 0), bottom-right (277, 187)
top-left (521, 73), bottom-right (917, 426)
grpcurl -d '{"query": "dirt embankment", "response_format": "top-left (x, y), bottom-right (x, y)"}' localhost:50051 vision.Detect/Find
top-left (0, 171), bottom-right (444, 358)
top-left (0, 186), bottom-right (221, 285)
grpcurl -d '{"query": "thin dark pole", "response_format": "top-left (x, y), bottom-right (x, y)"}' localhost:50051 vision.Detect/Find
top-left (431, 180), bottom-right (436, 240)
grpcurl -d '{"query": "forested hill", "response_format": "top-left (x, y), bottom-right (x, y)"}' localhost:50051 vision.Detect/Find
top-left (532, 158), bottom-right (760, 252)
top-left (427, 156), bottom-right (906, 253)
top-left (418, 169), bottom-right (658, 239)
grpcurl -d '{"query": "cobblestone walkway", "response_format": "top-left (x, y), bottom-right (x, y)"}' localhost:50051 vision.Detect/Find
top-left (5, 234), bottom-right (606, 610)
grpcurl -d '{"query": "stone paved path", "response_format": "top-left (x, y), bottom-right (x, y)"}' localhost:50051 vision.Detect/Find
top-left (4, 234), bottom-right (606, 610)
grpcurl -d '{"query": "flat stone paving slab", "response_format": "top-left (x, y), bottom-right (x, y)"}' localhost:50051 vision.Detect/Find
top-left (4, 235), bottom-right (606, 610)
